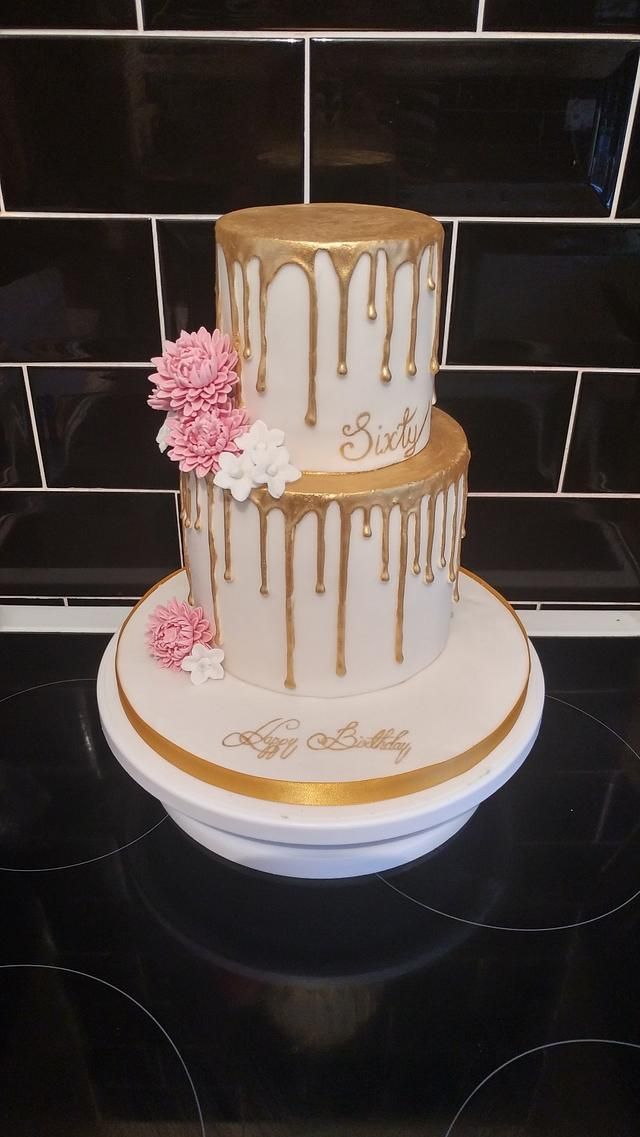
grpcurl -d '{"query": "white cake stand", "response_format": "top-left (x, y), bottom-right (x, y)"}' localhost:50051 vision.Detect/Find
top-left (98, 569), bottom-right (544, 879)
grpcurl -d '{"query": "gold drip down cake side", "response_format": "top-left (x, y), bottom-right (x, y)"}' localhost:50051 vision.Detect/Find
top-left (181, 409), bottom-right (469, 698)
top-left (215, 203), bottom-right (444, 475)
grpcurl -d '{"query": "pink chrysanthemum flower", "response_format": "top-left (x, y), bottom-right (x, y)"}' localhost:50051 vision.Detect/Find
top-left (146, 597), bottom-right (213, 670)
top-left (148, 327), bottom-right (238, 416)
top-left (167, 406), bottom-right (250, 478)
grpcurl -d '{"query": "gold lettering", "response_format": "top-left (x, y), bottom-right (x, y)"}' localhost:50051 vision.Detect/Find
top-left (307, 721), bottom-right (412, 764)
top-left (222, 717), bottom-right (300, 760)
top-left (341, 407), bottom-right (429, 463)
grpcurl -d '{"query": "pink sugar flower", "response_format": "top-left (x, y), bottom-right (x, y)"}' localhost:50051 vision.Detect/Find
top-left (146, 597), bottom-right (213, 670)
top-left (167, 406), bottom-right (250, 478)
top-left (148, 327), bottom-right (238, 416)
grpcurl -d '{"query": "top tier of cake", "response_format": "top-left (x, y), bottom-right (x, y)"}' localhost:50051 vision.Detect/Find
top-left (215, 203), bottom-right (443, 474)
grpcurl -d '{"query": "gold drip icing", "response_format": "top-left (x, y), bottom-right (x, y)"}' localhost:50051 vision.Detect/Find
top-left (284, 520), bottom-right (296, 689)
top-left (316, 509), bottom-right (327, 594)
top-left (221, 250), bottom-right (243, 405)
top-left (206, 476), bottom-right (221, 640)
top-left (413, 508), bottom-right (421, 575)
top-left (449, 480), bottom-right (460, 584)
top-left (336, 510), bottom-right (351, 676)
top-left (240, 262), bottom-right (251, 360)
top-left (223, 489), bottom-right (232, 581)
top-left (180, 472), bottom-right (194, 604)
top-left (193, 479), bottom-right (202, 532)
top-left (395, 512), bottom-right (410, 662)
top-left (362, 506), bottom-right (372, 538)
top-left (440, 489), bottom-right (449, 569)
top-left (215, 204), bottom-right (444, 427)
top-left (259, 511), bottom-right (269, 595)
top-left (452, 473), bottom-right (468, 602)
top-left (406, 257), bottom-right (421, 377)
top-left (367, 251), bottom-right (378, 320)
top-left (427, 244), bottom-right (436, 292)
top-left (380, 508), bottom-right (391, 582)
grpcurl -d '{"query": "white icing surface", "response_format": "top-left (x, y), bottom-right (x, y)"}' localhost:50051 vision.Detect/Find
top-left (186, 476), bottom-right (465, 697)
top-left (116, 570), bottom-right (530, 786)
top-left (216, 247), bottom-right (437, 474)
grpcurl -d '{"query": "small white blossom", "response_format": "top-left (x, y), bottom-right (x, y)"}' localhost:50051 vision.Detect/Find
top-left (180, 642), bottom-right (225, 685)
top-left (156, 413), bottom-right (174, 453)
top-left (215, 420), bottom-right (301, 501)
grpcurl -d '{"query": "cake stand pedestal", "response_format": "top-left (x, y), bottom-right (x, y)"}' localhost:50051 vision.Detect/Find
top-left (98, 570), bottom-right (544, 879)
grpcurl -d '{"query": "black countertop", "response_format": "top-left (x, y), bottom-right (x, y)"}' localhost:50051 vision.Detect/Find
top-left (1, 634), bottom-right (639, 1136)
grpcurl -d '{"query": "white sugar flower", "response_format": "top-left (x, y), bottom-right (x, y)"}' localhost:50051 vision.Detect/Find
top-left (213, 419), bottom-right (301, 501)
top-left (253, 444), bottom-right (301, 499)
top-left (213, 450), bottom-right (255, 502)
top-left (180, 642), bottom-right (225, 685)
top-left (156, 412), bottom-right (174, 453)
top-left (237, 419), bottom-right (285, 454)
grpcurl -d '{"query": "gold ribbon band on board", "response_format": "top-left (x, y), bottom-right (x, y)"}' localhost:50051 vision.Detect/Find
top-left (115, 569), bottom-right (531, 807)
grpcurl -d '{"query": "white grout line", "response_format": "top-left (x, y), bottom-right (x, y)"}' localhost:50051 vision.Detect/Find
top-left (610, 53), bottom-right (640, 217)
top-left (439, 221), bottom-right (459, 367)
top-left (0, 360), bottom-right (152, 368)
top-left (20, 366), bottom-right (48, 487)
top-left (556, 371), bottom-right (583, 492)
top-left (151, 217), bottom-right (167, 345)
top-left (0, 179), bottom-right (5, 212)
top-left (2, 604), bottom-right (637, 636)
top-left (467, 489), bottom-right (639, 498)
top-left (134, 0), bottom-right (144, 33)
top-left (441, 364), bottom-right (640, 373)
top-left (0, 485), bottom-right (175, 494)
top-left (62, 597), bottom-right (69, 606)
top-left (475, 0), bottom-right (486, 33)
top-left (5, 210), bottom-right (640, 224)
top-left (1, 29), bottom-right (639, 40)
top-left (303, 36), bottom-right (311, 202)
top-left (174, 491), bottom-right (185, 567)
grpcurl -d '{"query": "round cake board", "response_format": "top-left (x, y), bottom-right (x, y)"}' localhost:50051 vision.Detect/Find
top-left (98, 569), bottom-right (544, 878)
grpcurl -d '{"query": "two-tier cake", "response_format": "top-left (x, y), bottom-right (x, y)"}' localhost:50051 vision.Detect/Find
top-left (98, 203), bottom-right (545, 878)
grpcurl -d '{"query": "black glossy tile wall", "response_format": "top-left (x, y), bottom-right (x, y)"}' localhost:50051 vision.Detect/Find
top-left (484, 0), bottom-right (640, 32)
top-left (310, 41), bottom-right (637, 216)
top-left (436, 370), bottom-right (575, 491)
top-left (464, 497), bottom-right (640, 602)
top-left (142, 0), bottom-right (477, 30)
top-left (0, 369), bottom-right (40, 488)
top-left (29, 368), bottom-right (177, 489)
top-left (0, 1), bottom-right (136, 27)
top-left (448, 224), bottom-right (640, 367)
top-left (157, 221), bottom-right (216, 341)
top-left (0, 492), bottom-right (179, 596)
top-left (0, 220), bottom-right (159, 362)
top-left (562, 372), bottom-right (640, 492)
top-left (0, 38), bottom-right (304, 213)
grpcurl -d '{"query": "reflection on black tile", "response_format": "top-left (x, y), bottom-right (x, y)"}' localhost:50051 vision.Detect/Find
top-left (0, 220), bottom-right (159, 362)
top-left (463, 496), bottom-right (640, 602)
top-left (383, 695), bottom-right (640, 928)
top-left (68, 597), bottom-right (137, 606)
top-left (0, 368), bottom-right (40, 487)
top-left (0, 0), bottom-right (136, 27)
top-left (0, 597), bottom-right (64, 605)
top-left (437, 370), bottom-right (574, 491)
top-left (310, 41), bottom-right (636, 216)
top-left (619, 99), bottom-right (640, 215)
top-left (29, 367), bottom-right (177, 489)
top-left (0, 38), bottom-right (303, 213)
top-left (484, 0), bottom-right (640, 31)
top-left (448, 224), bottom-right (640, 367)
top-left (0, 632), bottom-right (110, 697)
top-left (143, 0), bottom-right (477, 29)
top-left (563, 372), bottom-right (640, 493)
top-left (0, 680), bottom-right (164, 869)
top-left (0, 968), bottom-right (200, 1129)
top-left (157, 221), bottom-right (216, 342)
top-left (0, 491), bottom-right (179, 595)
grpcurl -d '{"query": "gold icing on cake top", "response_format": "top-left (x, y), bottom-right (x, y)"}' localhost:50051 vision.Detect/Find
top-left (215, 203), bottom-right (444, 427)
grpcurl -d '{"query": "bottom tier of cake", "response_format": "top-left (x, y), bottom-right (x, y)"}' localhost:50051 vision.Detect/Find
top-left (182, 408), bottom-right (469, 698)
top-left (98, 568), bottom-right (543, 878)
